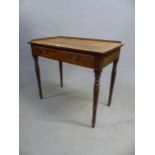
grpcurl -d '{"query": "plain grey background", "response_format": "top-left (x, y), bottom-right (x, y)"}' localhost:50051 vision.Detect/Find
top-left (20, 0), bottom-right (135, 155)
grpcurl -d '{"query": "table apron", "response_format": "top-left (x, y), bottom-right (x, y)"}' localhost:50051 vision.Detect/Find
top-left (31, 45), bottom-right (120, 69)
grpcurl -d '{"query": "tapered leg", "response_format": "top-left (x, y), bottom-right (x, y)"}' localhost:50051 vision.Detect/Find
top-left (33, 56), bottom-right (43, 99)
top-left (108, 59), bottom-right (118, 106)
top-left (59, 61), bottom-right (63, 87)
top-left (92, 69), bottom-right (102, 128)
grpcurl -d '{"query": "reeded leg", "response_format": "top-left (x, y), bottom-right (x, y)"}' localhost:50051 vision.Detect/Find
top-left (108, 59), bottom-right (118, 106)
top-left (59, 61), bottom-right (63, 87)
top-left (33, 56), bottom-right (43, 99)
top-left (92, 69), bottom-right (102, 128)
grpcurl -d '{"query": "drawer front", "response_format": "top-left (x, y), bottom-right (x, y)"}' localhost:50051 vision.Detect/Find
top-left (32, 46), bottom-right (95, 68)
top-left (58, 51), bottom-right (95, 68)
top-left (32, 46), bottom-right (58, 59)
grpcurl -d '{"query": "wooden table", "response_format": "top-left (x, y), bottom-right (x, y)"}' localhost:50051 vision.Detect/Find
top-left (29, 36), bottom-right (123, 128)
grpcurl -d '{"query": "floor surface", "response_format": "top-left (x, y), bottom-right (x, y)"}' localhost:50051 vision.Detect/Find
top-left (20, 62), bottom-right (135, 155)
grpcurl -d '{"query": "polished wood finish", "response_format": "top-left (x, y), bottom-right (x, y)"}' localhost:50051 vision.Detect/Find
top-left (59, 50), bottom-right (95, 68)
top-left (32, 46), bottom-right (58, 60)
top-left (30, 36), bottom-right (122, 55)
top-left (29, 36), bottom-right (123, 128)
top-left (33, 56), bottom-right (43, 99)
top-left (108, 59), bottom-right (118, 106)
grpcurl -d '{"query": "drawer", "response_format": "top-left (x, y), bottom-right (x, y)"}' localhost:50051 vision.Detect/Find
top-left (32, 46), bottom-right (58, 59)
top-left (58, 51), bottom-right (95, 68)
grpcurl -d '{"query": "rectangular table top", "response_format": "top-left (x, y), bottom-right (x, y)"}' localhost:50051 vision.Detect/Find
top-left (30, 36), bottom-right (123, 55)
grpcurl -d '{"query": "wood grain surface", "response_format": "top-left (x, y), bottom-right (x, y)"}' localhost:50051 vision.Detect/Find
top-left (30, 36), bottom-right (123, 55)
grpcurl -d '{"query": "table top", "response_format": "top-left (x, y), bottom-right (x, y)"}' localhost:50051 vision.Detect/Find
top-left (30, 36), bottom-right (123, 55)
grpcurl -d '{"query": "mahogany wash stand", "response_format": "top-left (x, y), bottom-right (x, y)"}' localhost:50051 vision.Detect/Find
top-left (28, 36), bottom-right (123, 128)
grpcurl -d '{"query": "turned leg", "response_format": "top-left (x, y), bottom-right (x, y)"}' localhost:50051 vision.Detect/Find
top-left (59, 61), bottom-right (63, 87)
top-left (33, 56), bottom-right (43, 99)
top-left (92, 69), bottom-right (102, 128)
top-left (108, 59), bottom-right (118, 106)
